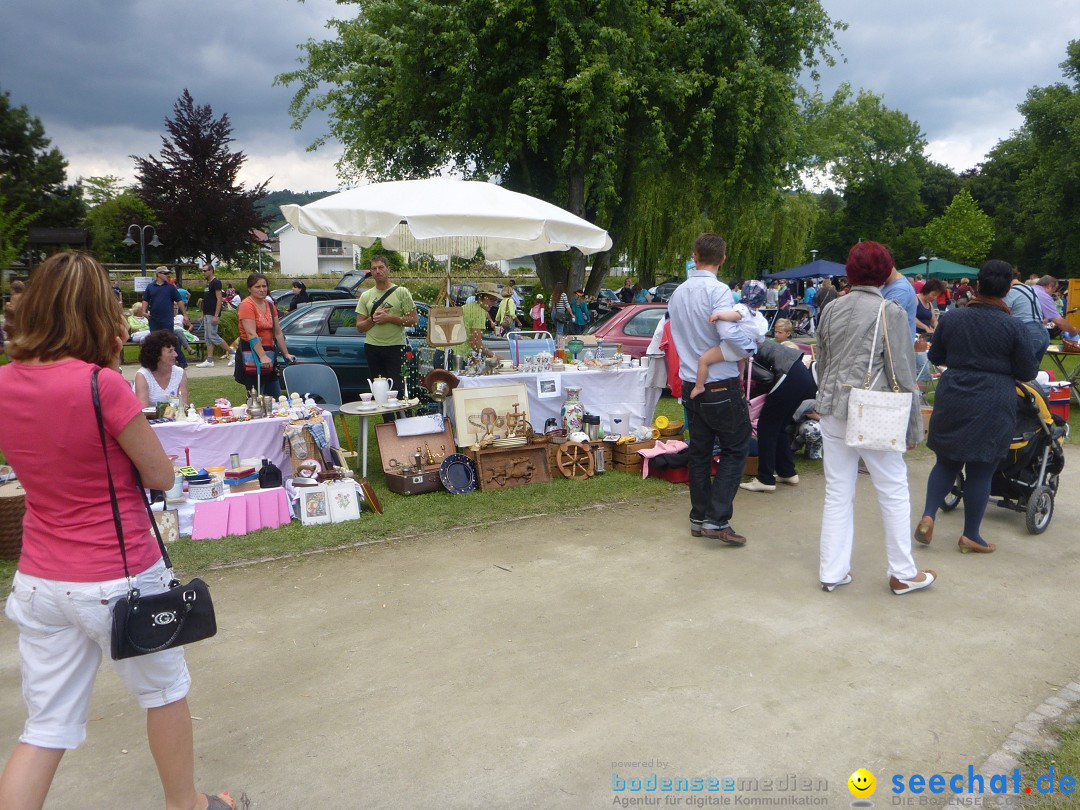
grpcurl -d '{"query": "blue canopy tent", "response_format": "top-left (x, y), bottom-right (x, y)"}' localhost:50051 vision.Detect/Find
top-left (764, 259), bottom-right (846, 281)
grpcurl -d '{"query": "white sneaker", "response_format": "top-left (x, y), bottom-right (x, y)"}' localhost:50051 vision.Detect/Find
top-left (196, 359), bottom-right (214, 368)
top-left (776, 474), bottom-right (800, 485)
top-left (739, 479), bottom-right (776, 492)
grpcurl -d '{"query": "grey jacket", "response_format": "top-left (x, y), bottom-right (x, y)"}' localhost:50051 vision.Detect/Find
top-left (815, 286), bottom-right (923, 447)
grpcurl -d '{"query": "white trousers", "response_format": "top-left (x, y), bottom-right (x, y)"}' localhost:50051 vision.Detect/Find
top-left (818, 414), bottom-right (918, 584)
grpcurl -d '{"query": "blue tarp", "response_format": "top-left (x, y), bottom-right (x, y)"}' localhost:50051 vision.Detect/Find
top-left (763, 259), bottom-right (846, 281)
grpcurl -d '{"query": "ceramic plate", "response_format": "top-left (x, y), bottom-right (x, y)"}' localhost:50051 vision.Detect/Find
top-left (356, 403), bottom-right (378, 412)
top-left (439, 454), bottom-right (478, 495)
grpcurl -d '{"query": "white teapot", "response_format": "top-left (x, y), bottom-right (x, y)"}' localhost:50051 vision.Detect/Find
top-left (367, 376), bottom-right (394, 404)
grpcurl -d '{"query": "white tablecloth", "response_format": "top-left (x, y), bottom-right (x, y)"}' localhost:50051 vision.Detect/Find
top-left (152, 414), bottom-right (338, 472)
top-left (454, 366), bottom-right (651, 435)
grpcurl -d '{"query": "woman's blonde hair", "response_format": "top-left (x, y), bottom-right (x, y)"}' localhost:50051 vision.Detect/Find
top-left (6, 251), bottom-right (125, 366)
top-left (773, 318), bottom-right (793, 335)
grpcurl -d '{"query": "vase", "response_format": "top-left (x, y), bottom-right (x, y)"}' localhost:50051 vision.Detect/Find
top-left (561, 385), bottom-right (585, 434)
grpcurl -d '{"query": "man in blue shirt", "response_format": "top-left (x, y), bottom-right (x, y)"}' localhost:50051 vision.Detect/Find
top-left (668, 233), bottom-right (757, 547)
top-left (143, 266), bottom-right (191, 367)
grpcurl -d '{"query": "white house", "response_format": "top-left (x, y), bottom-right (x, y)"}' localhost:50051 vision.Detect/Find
top-left (275, 223), bottom-right (358, 277)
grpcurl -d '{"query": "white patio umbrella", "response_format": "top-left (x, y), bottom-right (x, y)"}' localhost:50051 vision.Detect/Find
top-left (280, 178), bottom-right (612, 261)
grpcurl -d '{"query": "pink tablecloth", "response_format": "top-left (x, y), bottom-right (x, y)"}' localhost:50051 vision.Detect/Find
top-left (151, 487), bottom-right (291, 539)
top-left (151, 414), bottom-right (338, 472)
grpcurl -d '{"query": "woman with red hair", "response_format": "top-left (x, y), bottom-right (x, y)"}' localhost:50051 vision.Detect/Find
top-left (814, 241), bottom-right (936, 596)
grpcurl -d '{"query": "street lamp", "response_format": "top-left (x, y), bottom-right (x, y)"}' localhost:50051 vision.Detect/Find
top-left (122, 224), bottom-right (162, 276)
top-left (918, 253), bottom-right (938, 279)
top-left (810, 249), bottom-right (819, 263)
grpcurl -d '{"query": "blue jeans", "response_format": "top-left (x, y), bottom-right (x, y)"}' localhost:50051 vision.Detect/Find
top-left (682, 380), bottom-right (751, 530)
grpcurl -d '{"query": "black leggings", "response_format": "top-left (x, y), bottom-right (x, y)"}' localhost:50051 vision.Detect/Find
top-left (923, 456), bottom-right (997, 546)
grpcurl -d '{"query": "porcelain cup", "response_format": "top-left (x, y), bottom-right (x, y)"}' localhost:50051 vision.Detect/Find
top-left (359, 393), bottom-right (373, 402)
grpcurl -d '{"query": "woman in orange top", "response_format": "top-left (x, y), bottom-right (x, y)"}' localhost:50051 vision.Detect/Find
top-left (233, 272), bottom-right (295, 397)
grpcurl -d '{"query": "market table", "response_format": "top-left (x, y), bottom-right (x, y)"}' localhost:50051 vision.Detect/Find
top-left (339, 399), bottom-right (420, 478)
top-left (454, 366), bottom-right (651, 438)
top-left (1043, 346), bottom-right (1080, 406)
top-left (151, 414), bottom-right (339, 473)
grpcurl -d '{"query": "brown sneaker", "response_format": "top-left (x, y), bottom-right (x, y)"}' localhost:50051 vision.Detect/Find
top-left (702, 526), bottom-right (747, 546)
top-left (914, 516), bottom-right (934, 545)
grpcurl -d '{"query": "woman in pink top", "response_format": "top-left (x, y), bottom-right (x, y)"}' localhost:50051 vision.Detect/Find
top-left (0, 253), bottom-right (241, 809)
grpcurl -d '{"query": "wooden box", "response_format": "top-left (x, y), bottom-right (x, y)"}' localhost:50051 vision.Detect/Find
top-left (374, 420), bottom-right (456, 495)
top-left (465, 444), bottom-right (551, 491)
top-left (611, 439), bottom-right (656, 463)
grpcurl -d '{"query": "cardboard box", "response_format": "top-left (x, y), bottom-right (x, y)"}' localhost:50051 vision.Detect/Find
top-left (374, 420), bottom-right (456, 495)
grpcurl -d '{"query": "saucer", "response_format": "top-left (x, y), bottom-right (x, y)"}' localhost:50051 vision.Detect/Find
top-left (356, 403), bottom-right (378, 412)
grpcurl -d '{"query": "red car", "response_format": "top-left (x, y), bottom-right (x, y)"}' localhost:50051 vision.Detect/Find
top-left (581, 303), bottom-right (666, 359)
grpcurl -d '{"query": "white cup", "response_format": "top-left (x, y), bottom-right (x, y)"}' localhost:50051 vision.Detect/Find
top-left (360, 393), bottom-right (373, 402)
top-left (387, 391), bottom-right (399, 401)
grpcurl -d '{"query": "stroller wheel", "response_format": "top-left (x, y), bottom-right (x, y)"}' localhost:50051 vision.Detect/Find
top-left (1025, 486), bottom-right (1054, 535)
top-left (941, 472), bottom-right (964, 512)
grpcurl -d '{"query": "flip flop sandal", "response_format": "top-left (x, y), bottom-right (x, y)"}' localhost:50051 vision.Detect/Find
top-left (207, 792), bottom-right (250, 810)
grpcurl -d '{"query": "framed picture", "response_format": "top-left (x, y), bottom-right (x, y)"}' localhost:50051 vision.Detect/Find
top-left (451, 382), bottom-right (530, 448)
top-left (299, 484), bottom-right (332, 526)
top-left (153, 509), bottom-right (180, 544)
top-left (326, 480), bottom-right (361, 523)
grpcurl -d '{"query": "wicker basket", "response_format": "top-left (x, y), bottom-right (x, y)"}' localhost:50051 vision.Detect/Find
top-left (658, 421), bottom-right (685, 437)
top-left (0, 481), bottom-right (27, 561)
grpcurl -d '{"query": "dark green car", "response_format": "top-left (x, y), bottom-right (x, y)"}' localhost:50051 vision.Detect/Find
top-left (279, 300), bottom-right (432, 400)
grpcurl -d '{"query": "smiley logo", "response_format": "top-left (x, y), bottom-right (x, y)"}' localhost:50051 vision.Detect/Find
top-left (848, 768), bottom-right (876, 798)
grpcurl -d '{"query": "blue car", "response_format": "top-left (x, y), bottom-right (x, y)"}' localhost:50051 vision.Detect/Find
top-left (278, 300), bottom-right (431, 400)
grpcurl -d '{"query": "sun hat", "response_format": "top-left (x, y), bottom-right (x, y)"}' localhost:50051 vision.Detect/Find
top-left (535, 294), bottom-right (544, 300)
top-left (475, 283), bottom-right (501, 299)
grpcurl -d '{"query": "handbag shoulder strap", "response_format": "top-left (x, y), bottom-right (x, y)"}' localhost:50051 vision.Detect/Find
top-left (367, 285), bottom-right (399, 315)
top-left (92, 369), bottom-right (173, 581)
top-left (862, 300), bottom-right (885, 388)
top-left (879, 303), bottom-right (902, 393)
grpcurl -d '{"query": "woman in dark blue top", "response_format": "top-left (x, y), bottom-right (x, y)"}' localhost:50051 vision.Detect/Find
top-left (915, 261), bottom-right (1038, 554)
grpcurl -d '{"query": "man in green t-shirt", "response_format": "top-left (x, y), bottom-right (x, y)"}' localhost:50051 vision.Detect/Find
top-left (452, 284), bottom-right (500, 359)
top-left (355, 255), bottom-right (418, 396)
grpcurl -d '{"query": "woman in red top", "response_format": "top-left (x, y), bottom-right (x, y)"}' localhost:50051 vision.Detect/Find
top-left (0, 253), bottom-right (241, 809)
top-left (234, 272), bottom-right (296, 398)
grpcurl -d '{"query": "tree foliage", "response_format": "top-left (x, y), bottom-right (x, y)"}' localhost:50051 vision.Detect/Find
top-left (134, 90), bottom-right (271, 266)
top-left (84, 191), bottom-right (158, 264)
top-left (0, 89), bottom-right (83, 229)
top-left (924, 188), bottom-right (994, 266)
top-left (803, 86), bottom-right (930, 264)
top-left (0, 193), bottom-right (38, 268)
top-left (278, 0), bottom-right (840, 290)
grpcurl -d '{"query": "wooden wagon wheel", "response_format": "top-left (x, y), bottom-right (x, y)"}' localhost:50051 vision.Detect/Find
top-left (556, 441), bottom-right (594, 479)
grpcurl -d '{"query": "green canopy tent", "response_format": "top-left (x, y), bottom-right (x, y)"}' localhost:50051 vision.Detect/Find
top-left (898, 258), bottom-right (979, 280)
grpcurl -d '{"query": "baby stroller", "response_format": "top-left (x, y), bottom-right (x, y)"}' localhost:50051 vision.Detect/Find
top-left (941, 381), bottom-right (1068, 534)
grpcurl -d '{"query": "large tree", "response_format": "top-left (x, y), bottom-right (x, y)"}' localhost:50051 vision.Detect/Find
top-left (278, 0), bottom-right (839, 289)
top-left (0, 89), bottom-right (83, 230)
top-left (923, 188), bottom-right (994, 266)
top-left (134, 89), bottom-right (270, 267)
top-left (802, 86), bottom-right (928, 264)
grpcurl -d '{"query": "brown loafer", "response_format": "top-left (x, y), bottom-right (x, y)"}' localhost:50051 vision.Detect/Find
top-left (914, 516), bottom-right (934, 545)
top-left (958, 536), bottom-right (996, 554)
top-left (702, 526), bottom-right (747, 546)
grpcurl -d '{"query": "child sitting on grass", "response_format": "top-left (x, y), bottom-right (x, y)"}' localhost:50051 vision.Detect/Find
top-left (690, 279), bottom-right (769, 399)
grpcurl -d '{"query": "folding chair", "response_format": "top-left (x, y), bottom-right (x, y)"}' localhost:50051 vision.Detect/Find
top-left (282, 363), bottom-right (356, 467)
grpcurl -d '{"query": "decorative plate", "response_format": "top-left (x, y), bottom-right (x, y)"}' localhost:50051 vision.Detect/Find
top-left (439, 454), bottom-right (478, 495)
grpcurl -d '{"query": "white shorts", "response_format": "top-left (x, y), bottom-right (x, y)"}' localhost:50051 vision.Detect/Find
top-left (5, 558), bottom-right (191, 750)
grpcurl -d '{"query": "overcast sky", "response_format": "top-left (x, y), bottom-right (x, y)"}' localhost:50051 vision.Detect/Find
top-left (1, 0), bottom-right (1077, 194)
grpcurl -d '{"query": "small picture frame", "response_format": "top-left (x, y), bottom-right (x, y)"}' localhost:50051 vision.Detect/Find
top-left (326, 479), bottom-right (361, 523)
top-left (153, 509), bottom-right (180, 544)
top-left (451, 382), bottom-right (530, 448)
top-left (299, 484), bottom-right (332, 526)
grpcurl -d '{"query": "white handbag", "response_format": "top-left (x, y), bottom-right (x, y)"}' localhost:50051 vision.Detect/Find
top-left (845, 300), bottom-right (913, 453)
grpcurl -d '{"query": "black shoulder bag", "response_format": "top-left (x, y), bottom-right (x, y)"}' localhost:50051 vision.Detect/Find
top-left (92, 369), bottom-right (217, 660)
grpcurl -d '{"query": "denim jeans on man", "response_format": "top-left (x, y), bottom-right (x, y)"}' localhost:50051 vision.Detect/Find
top-left (682, 380), bottom-right (751, 531)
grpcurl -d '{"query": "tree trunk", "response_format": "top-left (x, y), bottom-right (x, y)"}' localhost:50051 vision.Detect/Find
top-left (566, 170), bottom-right (587, 293)
top-left (585, 250), bottom-right (610, 297)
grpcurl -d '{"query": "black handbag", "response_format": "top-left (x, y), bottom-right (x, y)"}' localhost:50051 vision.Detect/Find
top-left (91, 369), bottom-right (218, 660)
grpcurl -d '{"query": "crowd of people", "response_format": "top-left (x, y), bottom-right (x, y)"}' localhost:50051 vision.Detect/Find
top-left (666, 232), bottom-right (1066, 598)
